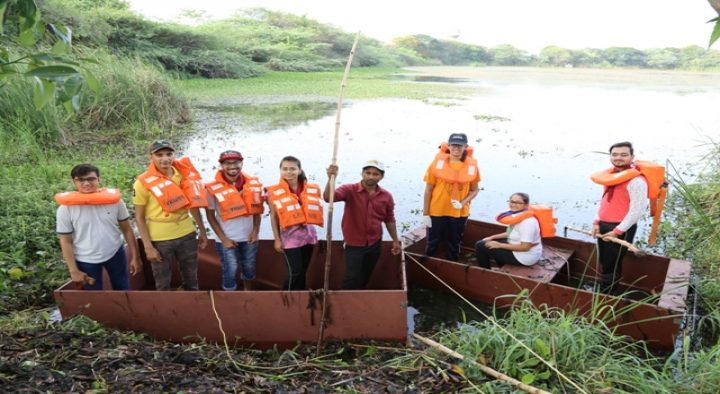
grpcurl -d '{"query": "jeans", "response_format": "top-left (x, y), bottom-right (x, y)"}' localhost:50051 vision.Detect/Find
top-left (474, 239), bottom-right (521, 269)
top-left (426, 216), bottom-right (468, 261)
top-left (215, 240), bottom-right (258, 291)
top-left (151, 232), bottom-right (199, 291)
top-left (341, 240), bottom-right (382, 290)
top-left (76, 246), bottom-right (129, 290)
top-left (283, 243), bottom-right (314, 290)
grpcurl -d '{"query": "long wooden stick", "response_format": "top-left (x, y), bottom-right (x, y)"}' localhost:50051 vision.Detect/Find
top-left (564, 225), bottom-right (646, 256)
top-left (316, 32), bottom-right (361, 356)
top-left (413, 334), bottom-right (552, 394)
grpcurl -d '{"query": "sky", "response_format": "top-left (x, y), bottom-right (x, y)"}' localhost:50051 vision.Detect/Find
top-left (125, 0), bottom-right (717, 53)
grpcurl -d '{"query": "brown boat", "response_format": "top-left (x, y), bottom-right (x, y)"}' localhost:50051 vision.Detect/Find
top-left (54, 220), bottom-right (690, 350)
top-left (403, 219), bottom-right (691, 350)
top-left (53, 240), bottom-right (408, 349)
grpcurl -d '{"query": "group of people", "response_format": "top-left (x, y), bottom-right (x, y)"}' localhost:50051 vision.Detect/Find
top-left (56, 135), bottom-right (647, 294)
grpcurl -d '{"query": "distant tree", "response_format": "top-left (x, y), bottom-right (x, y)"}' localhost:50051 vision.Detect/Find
top-left (538, 46), bottom-right (573, 66)
top-left (570, 48), bottom-right (603, 67)
top-left (645, 48), bottom-right (680, 69)
top-left (602, 47), bottom-right (647, 67)
top-left (489, 44), bottom-right (531, 66)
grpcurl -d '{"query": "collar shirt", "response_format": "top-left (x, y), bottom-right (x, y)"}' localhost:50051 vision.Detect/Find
top-left (333, 182), bottom-right (396, 247)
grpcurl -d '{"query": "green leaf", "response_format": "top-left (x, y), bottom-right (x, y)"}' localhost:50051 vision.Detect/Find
top-left (534, 338), bottom-right (551, 356)
top-left (83, 69), bottom-right (100, 95)
top-left (521, 373), bottom-right (535, 385)
top-left (51, 40), bottom-right (70, 56)
top-left (27, 65), bottom-right (78, 78)
top-left (710, 17), bottom-right (720, 48)
top-left (19, 27), bottom-right (36, 47)
top-left (0, 2), bottom-right (8, 35)
top-left (62, 95), bottom-right (81, 113)
top-left (62, 74), bottom-right (83, 97)
top-left (17, 0), bottom-right (38, 19)
top-left (32, 78), bottom-right (55, 109)
top-left (537, 371), bottom-right (552, 380)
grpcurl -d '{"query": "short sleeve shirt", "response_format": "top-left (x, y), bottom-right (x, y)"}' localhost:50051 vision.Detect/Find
top-left (207, 193), bottom-right (254, 242)
top-left (507, 217), bottom-right (542, 266)
top-left (334, 182), bottom-right (396, 246)
top-left (133, 167), bottom-right (195, 241)
top-left (56, 200), bottom-right (129, 263)
top-left (424, 162), bottom-right (480, 217)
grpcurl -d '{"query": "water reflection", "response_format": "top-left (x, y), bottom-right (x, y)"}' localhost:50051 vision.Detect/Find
top-left (182, 68), bottom-right (720, 247)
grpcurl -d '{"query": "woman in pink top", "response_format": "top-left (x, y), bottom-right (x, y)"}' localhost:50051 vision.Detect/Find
top-left (266, 156), bottom-right (319, 290)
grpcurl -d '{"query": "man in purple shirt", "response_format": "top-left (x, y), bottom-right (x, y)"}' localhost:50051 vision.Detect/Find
top-left (324, 160), bottom-right (401, 289)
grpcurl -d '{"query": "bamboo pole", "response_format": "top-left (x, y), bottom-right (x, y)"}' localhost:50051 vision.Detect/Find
top-left (316, 32), bottom-right (361, 356)
top-left (413, 334), bottom-right (553, 394)
top-left (564, 225), bottom-right (646, 256)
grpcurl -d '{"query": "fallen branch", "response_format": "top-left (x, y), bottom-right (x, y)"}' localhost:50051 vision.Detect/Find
top-left (413, 333), bottom-right (552, 394)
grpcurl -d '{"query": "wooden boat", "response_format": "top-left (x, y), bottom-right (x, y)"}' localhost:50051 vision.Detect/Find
top-left (403, 219), bottom-right (692, 350)
top-left (54, 239), bottom-right (407, 349)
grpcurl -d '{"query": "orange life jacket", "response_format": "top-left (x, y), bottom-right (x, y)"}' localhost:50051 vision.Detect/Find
top-left (496, 204), bottom-right (557, 238)
top-left (590, 160), bottom-right (667, 245)
top-left (137, 157), bottom-right (208, 215)
top-left (205, 171), bottom-right (264, 221)
top-left (431, 143), bottom-right (481, 200)
top-left (54, 188), bottom-right (122, 206)
top-left (266, 179), bottom-right (324, 230)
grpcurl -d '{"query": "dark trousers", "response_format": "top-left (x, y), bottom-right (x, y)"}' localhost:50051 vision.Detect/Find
top-left (426, 216), bottom-right (468, 261)
top-left (76, 246), bottom-right (129, 290)
top-left (474, 239), bottom-right (521, 269)
top-left (597, 221), bottom-right (637, 292)
top-left (283, 243), bottom-right (314, 290)
top-left (341, 240), bottom-right (382, 290)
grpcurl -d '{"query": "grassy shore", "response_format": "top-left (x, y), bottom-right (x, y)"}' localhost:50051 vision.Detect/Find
top-left (176, 68), bottom-right (475, 101)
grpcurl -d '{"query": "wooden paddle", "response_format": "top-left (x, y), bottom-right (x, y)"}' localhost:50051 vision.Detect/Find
top-left (564, 225), bottom-right (647, 257)
top-left (317, 32), bottom-right (361, 356)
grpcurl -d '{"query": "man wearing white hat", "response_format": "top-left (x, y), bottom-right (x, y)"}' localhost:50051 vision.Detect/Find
top-left (325, 160), bottom-right (401, 289)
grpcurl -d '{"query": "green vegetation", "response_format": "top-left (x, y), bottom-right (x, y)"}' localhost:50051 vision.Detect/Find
top-left (437, 298), bottom-right (720, 392)
top-left (662, 141), bottom-right (720, 338)
top-left (177, 68), bottom-right (474, 101)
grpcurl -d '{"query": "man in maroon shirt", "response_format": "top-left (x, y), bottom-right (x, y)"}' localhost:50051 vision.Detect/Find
top-left (324, 160), bottom-right (401, 289)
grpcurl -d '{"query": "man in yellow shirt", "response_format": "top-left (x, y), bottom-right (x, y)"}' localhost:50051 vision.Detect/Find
top-left (422, 133), bottom-right (480, 261)
top-left (133, 140), bottom-right (208, 290)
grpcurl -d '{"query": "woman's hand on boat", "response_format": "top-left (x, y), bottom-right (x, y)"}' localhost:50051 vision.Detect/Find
top-left (69, 269), bottom-right (89, 284)
top-left (274, 239), bottom-right (283, 253)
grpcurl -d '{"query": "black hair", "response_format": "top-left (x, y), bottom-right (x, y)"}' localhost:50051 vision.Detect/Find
top-left (70, 164), bottom-right (100, 179)
top-left (511, 192), bottom-right (530, 204)
top-left (609, 141), bottom-right (634, 155)
top-left (443, 145), bottom-right (468, 161)
top-left (280, 156), bottom-right (307, 184)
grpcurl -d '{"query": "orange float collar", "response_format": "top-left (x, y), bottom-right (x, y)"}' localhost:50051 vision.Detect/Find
top-left (590, 160), bottom-right (668, 245)
top-left (54, 188), bottom-right (122, 206)
top-left (496, 204), bottom-right (557, 238)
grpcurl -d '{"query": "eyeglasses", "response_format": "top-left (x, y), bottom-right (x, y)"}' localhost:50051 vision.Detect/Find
top-left (508, 200), bottom-right (526, 205)
top-left (74, 176), bottom-right (98, 183)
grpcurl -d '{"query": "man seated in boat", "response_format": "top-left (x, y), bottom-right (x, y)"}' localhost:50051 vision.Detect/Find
top-left (55, 164), bottom-right (140, 289)
top-left (324, 160), bottom-right (401, 289)
top-left (474, 193), bottom-right (543, 269)
top-left (133, 140), bottom-right (209, 291)
top-left (205, 150), bottom-right (263, 291)
top-left (591, 141), bottom-right (649, 293)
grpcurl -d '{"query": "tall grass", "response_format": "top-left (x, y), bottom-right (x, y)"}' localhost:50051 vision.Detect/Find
top-left (436, 298), bottom-right (720, 392)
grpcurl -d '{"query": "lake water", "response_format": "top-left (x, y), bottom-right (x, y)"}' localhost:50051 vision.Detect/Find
top-left (182, 67), bottom-right (720, 244)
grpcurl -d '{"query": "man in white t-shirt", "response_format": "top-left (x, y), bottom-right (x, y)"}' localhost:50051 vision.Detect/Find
top-left (205, 151), bottom-right (263, 291)
top-left (56, 164), bottom-right (140, 290)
